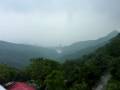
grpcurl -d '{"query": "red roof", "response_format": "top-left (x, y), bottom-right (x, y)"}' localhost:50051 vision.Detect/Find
top-left (7, 82), bottom-right (36, 90)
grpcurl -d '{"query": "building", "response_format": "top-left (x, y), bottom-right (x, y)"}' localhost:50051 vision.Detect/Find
top-left (7, 82), bottom-right (36, 90)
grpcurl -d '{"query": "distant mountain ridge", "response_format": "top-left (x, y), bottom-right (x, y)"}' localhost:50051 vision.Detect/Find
top-left (0, 41), bottom-right (58, 67)
top-left (58, 30), bottom-right (119, 59)
top-left (0, 30), bottom-right (119, 67)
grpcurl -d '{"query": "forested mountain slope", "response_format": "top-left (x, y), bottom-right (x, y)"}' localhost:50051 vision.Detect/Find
top-left (0, 31), bottom-right (118, 67)
top-left (0, 33), bottom-right (119, 90)
top-left (0, 41), bottom-right (58, 67)
top-left (60, 31), bottom-right (119, 59)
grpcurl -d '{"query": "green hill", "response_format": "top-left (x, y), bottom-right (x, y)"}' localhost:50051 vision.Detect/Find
top-left (0, 32), bottom-right (119, 90)
top-left (60, 30), bottom-right (119, 59)
top-left (0, 31), bottom-right (119, 67)
top-left (0, 41), bottom-right (58, 67)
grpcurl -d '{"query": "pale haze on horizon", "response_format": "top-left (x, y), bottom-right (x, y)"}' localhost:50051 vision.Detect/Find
top-left (0, 0), bottom-right (120, 47)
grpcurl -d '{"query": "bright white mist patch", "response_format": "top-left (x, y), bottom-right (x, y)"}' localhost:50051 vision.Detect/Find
top-left (56, 49), bottom-right (62, 54)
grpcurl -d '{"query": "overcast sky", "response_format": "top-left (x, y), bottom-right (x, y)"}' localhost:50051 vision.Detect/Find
top-left (0, 0), bottom-right (120, 47)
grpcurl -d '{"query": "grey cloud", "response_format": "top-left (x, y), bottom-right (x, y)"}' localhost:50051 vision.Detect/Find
top-left (0, 0), bottom-right (119, 46)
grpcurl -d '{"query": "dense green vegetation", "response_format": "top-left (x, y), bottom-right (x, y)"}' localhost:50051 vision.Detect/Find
top-left (0, 33), bottom-right (120, 90)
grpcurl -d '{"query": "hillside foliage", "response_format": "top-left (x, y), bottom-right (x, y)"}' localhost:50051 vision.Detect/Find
top-left (0, 34), bottom-right (120, 90)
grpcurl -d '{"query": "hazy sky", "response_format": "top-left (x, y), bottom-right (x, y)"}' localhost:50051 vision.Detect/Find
top-left (0, 0), bottom-right (120, 47)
